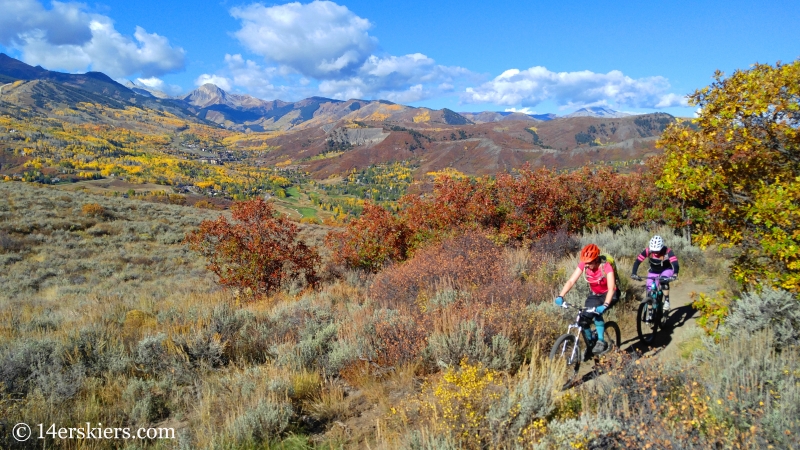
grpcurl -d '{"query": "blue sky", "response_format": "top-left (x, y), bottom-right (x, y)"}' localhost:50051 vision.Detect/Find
top-left (1, 0), bottom-right (798, 117)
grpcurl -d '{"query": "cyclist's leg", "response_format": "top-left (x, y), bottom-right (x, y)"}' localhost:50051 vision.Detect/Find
top-left (660, 269), bottom-right (675, 309)
top-left (594, 316), bottom-right (605, 341)
top-left (646, 272), bottom-right (659, 291)
top-left (582, 328), bottom-right (593, 342)
top-left (659, 269), bottom-right (674, 292)
top-left (593, 290), bottom-right (618, 342)
top-left (584, 292), bottom-right (605, 341)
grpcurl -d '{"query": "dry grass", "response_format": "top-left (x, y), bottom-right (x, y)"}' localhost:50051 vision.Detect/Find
top-left (1, 180), bottom-right (769, 449)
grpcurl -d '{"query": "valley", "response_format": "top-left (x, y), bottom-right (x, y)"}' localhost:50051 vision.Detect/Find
top-left (1, 53), bottom-right (674, 221)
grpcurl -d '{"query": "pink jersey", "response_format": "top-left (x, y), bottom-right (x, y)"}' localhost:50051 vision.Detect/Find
top-left (577, 261), bottom-right (614, 294)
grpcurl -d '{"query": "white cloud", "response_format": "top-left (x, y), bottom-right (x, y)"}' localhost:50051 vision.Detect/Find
top-left (655, 92), bottom-right (689, 108)
top-left (383, 84), bottom-right (426, 104)
top-left (0, 0), bottom-right (91, 46)
top-left (361, 53), bottom-right (434, 78)
top-left (222, 1), bottom-right (681, 109)
top-left (505, 107), bottom-right (536, 114)
top-left (195, 74), bottom-right (233, 92)
top-left (136, 77), bottom-right (164, 88)
top-left (220, 1), bottom-right (473, 101)
top-left (316, 53), bottom-right (470, 102)
top-left (134, 76), bottom-right (183, 96)
top-left (1, 0), bottom-right (185, 78)
top-left (317, 78), bottom-right (365, 100)
top-left (223, 54), bottom-right (279, 96)
top-left (231, 0), bottom-right (376, 79)
top-left (464, 66), bottom-right (685, 109)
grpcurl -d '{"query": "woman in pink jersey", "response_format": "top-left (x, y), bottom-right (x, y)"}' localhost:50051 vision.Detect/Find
top-left (555, 244), bottom-right (620, 355)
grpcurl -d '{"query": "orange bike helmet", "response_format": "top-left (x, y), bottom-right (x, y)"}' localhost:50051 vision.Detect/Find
top-left (579, 244), bottom-right (600, 263)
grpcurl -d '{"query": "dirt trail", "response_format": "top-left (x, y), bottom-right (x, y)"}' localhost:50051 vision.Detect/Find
top-left (575, 277), bottom-right (720, 383)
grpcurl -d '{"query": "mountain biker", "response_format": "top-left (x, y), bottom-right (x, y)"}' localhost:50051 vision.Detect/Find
top-left (630, 235), bottom-right (680, 311)
top-left (554, 244), bottom-right (620, 355)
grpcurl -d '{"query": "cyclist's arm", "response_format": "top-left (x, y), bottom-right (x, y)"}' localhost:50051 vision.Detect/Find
top-left (603, 264), bottom-right (617, 308)
top-left (558, 266), bottom-right (583, 297)
top-left (604, 266), bottom-right (616, 307)
top-left (631, 249), bottom-right (646, 275)
top-left (667, 248), bottom-right (680, 274)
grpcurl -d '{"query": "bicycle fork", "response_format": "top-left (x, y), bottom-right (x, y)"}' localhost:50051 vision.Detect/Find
top-left (566, 324), bottom-right (583, 362)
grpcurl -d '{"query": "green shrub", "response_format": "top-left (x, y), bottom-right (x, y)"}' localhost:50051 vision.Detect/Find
top-left (425, 320), bottom-right (517, 372)
top-left (325, 338), bottom-right (362, 374)
top-left (534, 415), bottom-right (622, 450)
top-left (67, 327), bottom-right (130, 377)
top-left (179, 331), bottom-right (227, 368)
top-left (0, 231), bottom-right (25, 252)
top-left (296, 323), bottom-right (339, 370)
top-left (579, 225), bottom-right (705, 273)
top-left (0, 339), bottom-right (59, 396)
top-left (123, 378), bottom-right (172, 425)
top-left (134, 334), bottom-right (188, 378)
top-left (427, 286), bottom-right (461, 310)
top-left (720, 288), bottom-right (800, 347)
top-left (400, 430), bottom-right (460, 450)
top-left (486, 352), bottom-right (565, 445)
top-left (699, 330), bottom-right (800, 447)
top-left (32, 360), bottom-right (85, 402)
top-left (230, 399), bottom-right (293, 444)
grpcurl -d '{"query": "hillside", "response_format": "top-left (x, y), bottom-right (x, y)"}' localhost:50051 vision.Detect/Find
top-left (2, 181), bottom-right (795, 449)
top-left (1, 53), bottom-right (675, 224)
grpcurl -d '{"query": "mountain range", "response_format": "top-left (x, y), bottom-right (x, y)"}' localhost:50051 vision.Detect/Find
top-left (0, 53), bottom-right (675, 177)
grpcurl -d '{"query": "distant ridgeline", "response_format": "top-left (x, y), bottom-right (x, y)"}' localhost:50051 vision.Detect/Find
top-left (0, 53), bottom-right (675, 210)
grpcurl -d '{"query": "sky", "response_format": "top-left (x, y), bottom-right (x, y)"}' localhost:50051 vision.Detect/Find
top-left (0, 0), bottom-right (798, 117)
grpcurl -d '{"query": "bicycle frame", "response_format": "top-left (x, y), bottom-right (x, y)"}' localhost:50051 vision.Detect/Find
top-left (639, 275), bottom-right (673, 331)
top-left (644, 276), bottom-right (670, 309)
top-left (560, 303), bottom-right (597, 361)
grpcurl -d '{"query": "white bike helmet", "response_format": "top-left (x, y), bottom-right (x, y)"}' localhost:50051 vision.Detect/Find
top-left (649, 235), bottom-right (664, 252)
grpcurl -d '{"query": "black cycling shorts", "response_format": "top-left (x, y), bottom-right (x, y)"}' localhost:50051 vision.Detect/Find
top-left (585, 289), bottom-right (620, 308)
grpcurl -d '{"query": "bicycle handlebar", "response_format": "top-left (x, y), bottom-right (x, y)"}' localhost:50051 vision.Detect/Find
top-left (560, 302), bottom-right (597, 314)
top-left (631, 275), bottom-right (676, 283)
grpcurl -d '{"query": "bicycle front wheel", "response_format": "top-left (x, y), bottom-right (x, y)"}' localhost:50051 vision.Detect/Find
top-left (637, 302), bottom-right (659, 343)
top-left (550, 334), bottom-right (581, 376)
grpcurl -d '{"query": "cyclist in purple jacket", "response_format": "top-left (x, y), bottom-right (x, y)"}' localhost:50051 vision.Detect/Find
top-left (631, 235), bottom-right (680, 311)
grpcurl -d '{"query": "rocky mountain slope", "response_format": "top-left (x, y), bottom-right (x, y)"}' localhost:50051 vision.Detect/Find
top-left (0, 53), bottom-right (674, 179)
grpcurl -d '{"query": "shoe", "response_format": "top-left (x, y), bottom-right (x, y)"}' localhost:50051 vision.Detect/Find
top-left (664, 298), bottom-right (670, 311)
top-left (592, 340), bottom-right (608, 355)
top-left (584, 340), bottom-right (596, 361)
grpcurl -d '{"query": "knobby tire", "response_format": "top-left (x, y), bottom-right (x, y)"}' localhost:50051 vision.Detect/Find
top-left (637, 301), bottom-right (659, 343)
top-left (550, 334), bottom-right (581, 377)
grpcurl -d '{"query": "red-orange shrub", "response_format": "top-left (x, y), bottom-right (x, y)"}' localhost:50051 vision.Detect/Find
top-left (399, 176), bottom-right (498, 249)
top-left (372, 308), bottom-right (428, 367)
top-left (326, 201), bottom-right (409, 273)
top-left (185, 198), bottom-right (319, 297)
top-left (328, 163), bottom-right (676, 271)
top-left (369, 232), bottom-right (507, 310)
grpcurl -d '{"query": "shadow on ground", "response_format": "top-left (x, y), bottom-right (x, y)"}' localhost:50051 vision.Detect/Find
top-left (574, 303), bottom-right (698, 386)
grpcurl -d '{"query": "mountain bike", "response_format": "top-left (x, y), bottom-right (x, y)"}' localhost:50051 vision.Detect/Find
top-left (632, 275), bottom-right (676, 344)
top-left (549, 302), bottom-right (621, 379)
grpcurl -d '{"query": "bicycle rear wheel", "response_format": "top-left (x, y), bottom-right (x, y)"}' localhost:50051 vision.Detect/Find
top-left (604, 321), bottom-right (621, 351)
top-left (550, 334), bottom-right (581, 377)
top-left (637, 301), bottom-right (659, 343)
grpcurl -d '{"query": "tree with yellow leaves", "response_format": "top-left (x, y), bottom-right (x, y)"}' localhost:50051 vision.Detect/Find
top-left (657, 60), bottom-right (800, 292)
